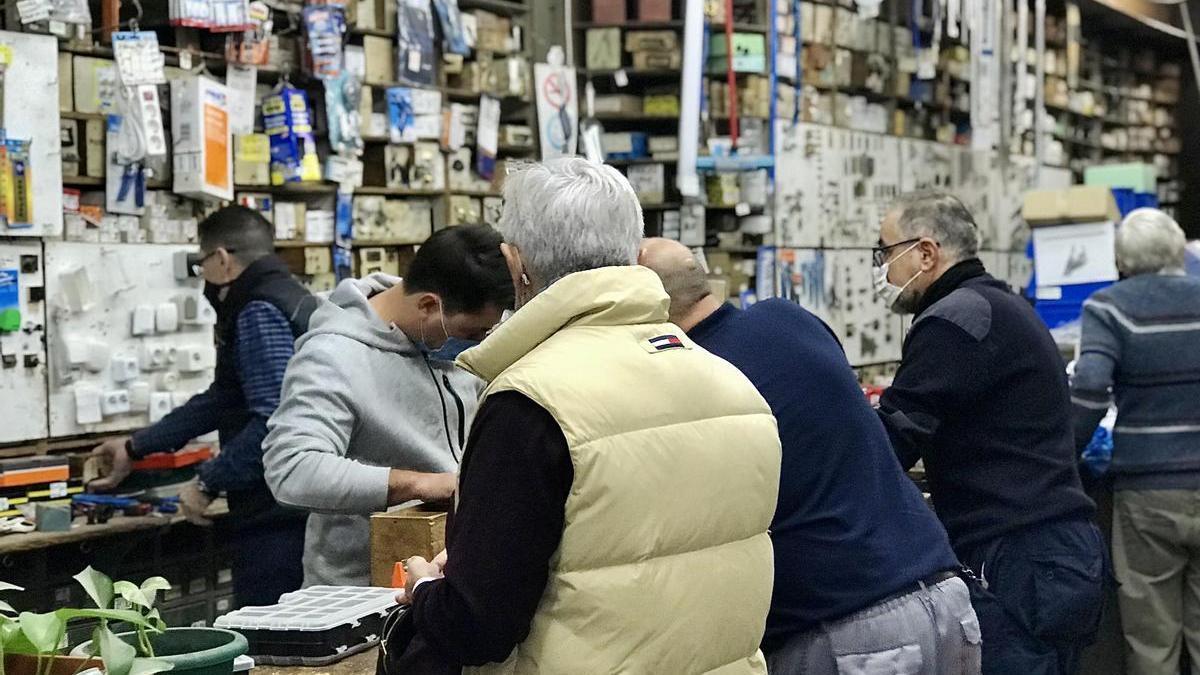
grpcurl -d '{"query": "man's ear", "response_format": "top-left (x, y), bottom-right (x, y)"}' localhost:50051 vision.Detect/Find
top-left (414, 292), bottom-right (441, 314)
top-left (500, 243), bottom-right (525, 287)
top-left (919, 237), bottom-right (941, 271)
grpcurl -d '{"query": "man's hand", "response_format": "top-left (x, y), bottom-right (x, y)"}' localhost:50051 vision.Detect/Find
top-left (415, 473), bottom-right (457, 502)
top-left (179, 481), bottom-right (214, 526)
top-left (89, 437), bottom-right (133, 492)
top-left (433, 549), bottom-right (448, 571)
top-left (387, 470), bottom-right (458, 506)
top-left (396, 556), bottom-right (443, 605)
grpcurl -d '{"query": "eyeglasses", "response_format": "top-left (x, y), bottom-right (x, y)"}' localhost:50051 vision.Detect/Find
top-left (190, 248), bottom-right (236, 277)
top-left (871, 238), bottom-right (921, 267)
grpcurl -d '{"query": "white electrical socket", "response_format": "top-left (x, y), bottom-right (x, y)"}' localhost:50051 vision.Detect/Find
top-left (176, 345), bottom-right (215, 372)
top-left (157, 371), bottom-right (180, 391)
top-left (110, 354), bottom-right (140, 382)
top-left (60, 265), bottom-right (95, 313)
top-left (194, 301), bottom-right (217, 325)
top-left (149, 392), bottom-right (173, 423)
top-left (166, 346), bottom-right (178, 365)
top-left (173, 294), bottom-right (198, 321)
top-left (74, 385), bottom-right (103, 425)
top-left (155, 303), bottom-right (179, 333)
top-left (100, 389), bottom-right (131, 416)
top-left (64, 338), bottom-right (88, 367)
top-left (131, 305), bottom-right (156, 336)
top-left (129, 381), bottom-right (151, 411)
top-left (84, 341), bottom-right (111, 374)
top-left (139, 343), bottom-right (168, 371)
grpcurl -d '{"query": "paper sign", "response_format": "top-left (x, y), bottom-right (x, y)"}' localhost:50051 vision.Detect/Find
top-left (534, 63), bottom-right (579, 160)
top-left (49, 481), bottom-right (68, 498)
top-left (180, 50), bottom-right (193, 70)
top-left (614, 69), bottom-right (629, 87)
top-left (735, 203), bottom-right (751, 216)
top-left (1031, 221), bottom-right (1118, 287)
top-left (226, 65), bottom-right (258, 135)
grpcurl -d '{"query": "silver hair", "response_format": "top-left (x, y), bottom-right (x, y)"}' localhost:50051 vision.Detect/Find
top-left (1117, 208), bottom-right (1187, 276)
top-left (888, 191), bottom-right (980, 263)
top-left (498, 158), bottom-right (644, 287)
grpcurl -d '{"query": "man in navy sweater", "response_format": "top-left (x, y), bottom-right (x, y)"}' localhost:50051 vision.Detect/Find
top-left (875, 191), bottom-right (1103, 674)
top-left (641, 238), bottom-right (978, 675)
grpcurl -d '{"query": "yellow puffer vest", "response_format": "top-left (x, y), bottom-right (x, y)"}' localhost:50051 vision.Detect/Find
top-left (456, 266), bottom-right (781, 675)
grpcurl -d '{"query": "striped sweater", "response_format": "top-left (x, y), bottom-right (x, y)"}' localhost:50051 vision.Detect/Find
top-left (1072, 272), bottom-right (1200, 489)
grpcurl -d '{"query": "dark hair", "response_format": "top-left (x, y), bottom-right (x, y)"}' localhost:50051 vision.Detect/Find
top-left (198, 205), bottom-right (276, 265)
top-left (406, 224), bottom-right (514, 313)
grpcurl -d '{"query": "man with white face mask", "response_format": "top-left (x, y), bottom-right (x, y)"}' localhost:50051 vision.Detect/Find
top-left (875, 191), bottom-right (1104, 675)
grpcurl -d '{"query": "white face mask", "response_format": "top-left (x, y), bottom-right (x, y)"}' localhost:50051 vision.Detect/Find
top-left (872, 242), bottom-right (923, 309)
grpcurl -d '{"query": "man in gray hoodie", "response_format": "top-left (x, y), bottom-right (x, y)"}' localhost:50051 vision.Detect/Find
top-left (263, 225), bottom-right (513, 587)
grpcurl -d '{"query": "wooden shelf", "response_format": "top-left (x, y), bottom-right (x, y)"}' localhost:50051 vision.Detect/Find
top-left (235, 183), bottom-right (337, 195)
top-left (353, 239), bottom-right (423, 247)
top-left (450, 189), bottom-right (503, 197)
top-left (498, 144), bottom-right (536, 154)
top-left (641, 203), bottom-right (682, 210)
top-left (350, 26), bottom-right (394, 38)
top-left (607, 157), bottom-right (675, 166)
top-left (444, 88), bottom-right (531, 103)
top-left (62, 176), bottom-right (104, 186)
top-left (574, 20), bottom-right (683, 29)
top-left (355, 186), bottom-right (444, 197)
top-left (458, 0), bottom-right (529, 14)
top-left (61, 111), bottom-right (106, 121)
top-left (585, 69), bottom-right (681, 79)
top-left (274, 240), bottom-right (325, 248)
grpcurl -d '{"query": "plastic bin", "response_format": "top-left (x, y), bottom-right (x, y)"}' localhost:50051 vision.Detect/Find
top-left (213, 586), bottom-right (397, 667)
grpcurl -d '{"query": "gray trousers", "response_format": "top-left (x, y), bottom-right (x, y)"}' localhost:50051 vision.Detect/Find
top-left (765, 576), bottom-right (982, 675)
top-left (1113, 489), bottom-right (1200, 675)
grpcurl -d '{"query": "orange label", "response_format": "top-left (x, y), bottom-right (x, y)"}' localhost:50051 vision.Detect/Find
top-left (203, 103), bottom-right (230, 190)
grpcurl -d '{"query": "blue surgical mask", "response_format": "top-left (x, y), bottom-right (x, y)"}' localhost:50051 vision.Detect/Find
top-left (418, 300), bottom-right (480, 361)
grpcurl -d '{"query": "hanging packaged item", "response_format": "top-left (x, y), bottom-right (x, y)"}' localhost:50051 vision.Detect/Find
top-left (0, 267), bottom-right (18, 333)
top-left (227, 1), bottom-right (273, 66)
top-left (386, 88), bottom-right (416, 144)
top-left (432, 0), bottom-right (470, 56)
top-left (0, 140), bottom-right (34, 230)
top-left (263, 85), bottom-right (322, 185)
top-left (171, 76), bottom-right (233, 201)
top-left (397, 0), bottom-right (437, 86)
top-left (326, 72), bottom-right (364, 155)
top-left (303, 4), bottom-right (347, 80)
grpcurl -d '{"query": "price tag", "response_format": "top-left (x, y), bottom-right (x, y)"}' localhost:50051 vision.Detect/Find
top-left (0, 497), bottom-right (9, 511)
top-left (614, 69), bottom-right (629, 88)
top-left (0, 46), bottom-right (12, 67)
top-left (16, 0), bottom-right (51, 24)
top-left (735, 202), bottom-right (751, 216)
top-left (49, 481), bottom-right (68, 499)
top-left (180, 50), bottom-right (193, 70)
top-left (408, 49), bottom-right (422, 73)
top-left (916, 50), bottom-right (937, 80)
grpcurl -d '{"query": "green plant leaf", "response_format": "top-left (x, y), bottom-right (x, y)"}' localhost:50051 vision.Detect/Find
top-left (138, 578), bottom-right (170, 609)
top-left (97, 623), bottom-right (137, 675)
top-left (0, 582), bottom-right (23, 593)
top-left (113, 582), bottom-right (151, 609)
top-left (55, 608), bottom-right (150, 627)
top-left (73, 567), bottom-right (114, 609)
top-left (16, 612), bottom-right (64, 654)
top-left (145, 609), bottom-right (166, 633)
top-left (129, 658), bottom-right (174, 675)
top-left (2, 622), bottom-right (38, 653)
top-left (0, 617), bottom-right (20, 646)
top-left (0, 599), bottom-right (15, 615)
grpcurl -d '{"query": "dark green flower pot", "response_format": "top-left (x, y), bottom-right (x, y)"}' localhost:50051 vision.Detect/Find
top-left (73, 628), bottom-right (248, 675)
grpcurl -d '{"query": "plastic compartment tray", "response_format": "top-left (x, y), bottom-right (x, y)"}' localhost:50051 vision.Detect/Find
top-left (133, 446), bottom-right (213, 471)
top-left (213, 586), bottom-right (397, 666)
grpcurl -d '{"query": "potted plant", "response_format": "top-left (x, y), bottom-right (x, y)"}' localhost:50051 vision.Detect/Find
top-left (2, 567), bottom-right (245, 675)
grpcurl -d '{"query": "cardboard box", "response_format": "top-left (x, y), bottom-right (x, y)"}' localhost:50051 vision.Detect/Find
top-left (591, 0), bottom-right (627, 24)
top-left (586, 28), bottom-right (622, 71)
top-left (1022, 186), bottom-right (1120, 225)
top-left (1084, 163), bottom-right (1157, 193)
top-left (73, 56), bottom-right (117, 114)
top-left (59, 52), bottom-right (74, 112)
top-left (707, 33), bottom-right (767, 74)
top-left (627, 163), bottom-right (665, 204)
top-left (643, 94), bottom-right (679, 116)
top-left (632, 50), bottom-right (682, 70)
top-left (370, 505), bottom-right (447, 587)
top-left (61, 119), bottom-right (81, 176)
top-left (636, 0), bottom-right (672, 21)
top-left (364, 35), bottom-right (395, 86)
top-left (358, 247), bottom-right (402, 276)
top-left (382, 199), bottom-right (434, 242)
top-left (355, 0), bottom-right (380, 30)
top-left (85, 118), bottom-right (105, 177)
top-left (234, 134), bottom-right (271, 186)
top-left (475, 11), bottom-right (512, 53)
top-left (171, 76), bottom-right (233, 201)
top-left (273, 201), bottom-right (306, 240)
top-left (602, 132), bottom-right (649, 160)
top-left (448, 195), bottom-right (482, 226)
top-left (594, 94), bottom-right (642, 114)
top-left (625, 31), bottom-right (678, 52)
top-left (649, 135), bottom-right (678, 156)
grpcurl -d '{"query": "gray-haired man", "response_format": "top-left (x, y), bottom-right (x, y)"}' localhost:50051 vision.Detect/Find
top-left (874, 191), bottom-right (1105, 674)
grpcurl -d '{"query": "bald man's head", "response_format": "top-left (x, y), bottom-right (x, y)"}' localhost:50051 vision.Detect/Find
top-left (639, 238), bottom-right (715, 326)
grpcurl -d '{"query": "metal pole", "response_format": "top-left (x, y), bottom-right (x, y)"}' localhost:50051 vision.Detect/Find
top-left (1034, 0), bottom-right (1046, 180)
top-left (678, 0), bottom-right (705, 197)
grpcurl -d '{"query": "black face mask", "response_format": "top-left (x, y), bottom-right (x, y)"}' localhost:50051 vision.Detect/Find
top-left (203, 281), bottom-right (229, 307)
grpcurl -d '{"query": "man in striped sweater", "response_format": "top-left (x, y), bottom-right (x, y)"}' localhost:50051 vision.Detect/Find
top-left (1073, 208), bottom-right (1200, 675)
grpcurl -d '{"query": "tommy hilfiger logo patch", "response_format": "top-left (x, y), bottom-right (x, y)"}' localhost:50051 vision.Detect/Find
top-left (648, 334), bottom-right (685, 351)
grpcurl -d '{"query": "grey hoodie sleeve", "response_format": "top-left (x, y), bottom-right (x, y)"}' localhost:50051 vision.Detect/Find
top-left (263, 336), bottom-right (392, 514)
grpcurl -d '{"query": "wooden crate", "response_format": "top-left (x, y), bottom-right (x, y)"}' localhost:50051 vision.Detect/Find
top-left (369, 504), bottom-right (447, 587)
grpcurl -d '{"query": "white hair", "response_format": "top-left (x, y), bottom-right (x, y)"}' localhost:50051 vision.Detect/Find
top-left (1117, 208), bottom-right (1187, 276)
top-left (498, 158), bottom-right (644, 287)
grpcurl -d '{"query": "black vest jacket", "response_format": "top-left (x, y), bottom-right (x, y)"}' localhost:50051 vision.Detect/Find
top-left (211, 256), bottom-right (317, 530)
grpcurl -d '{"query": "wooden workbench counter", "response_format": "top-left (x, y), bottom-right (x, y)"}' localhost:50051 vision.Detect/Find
top-left (252, 649), bottom-right (378, 675)
top-left (0, 500), bottom-right (229, 554)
